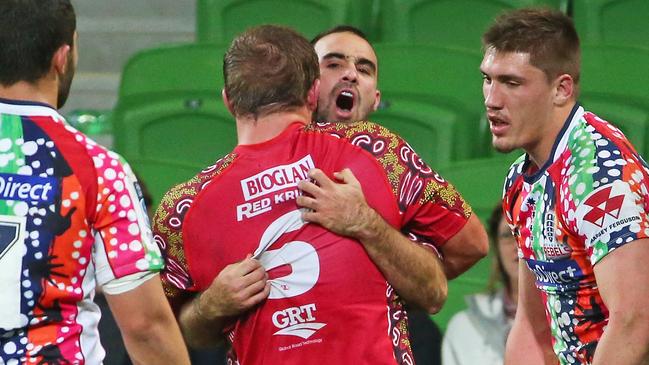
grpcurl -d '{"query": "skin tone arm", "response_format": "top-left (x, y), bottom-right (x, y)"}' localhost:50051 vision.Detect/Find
top-left (105, 275), bottom-right (190, 365)
top-left (298, 169), bottom-right (487, 280)
top-left (591, 238), bottom-right (649, 365)
top-left (440, 217), bottom-right (490, 280)
top-left (297, 168), bottom-right (459, 313)
top-left (177, 256), bottom-right (271, 348)
top-left (504, 260), bottom-right (556, 365)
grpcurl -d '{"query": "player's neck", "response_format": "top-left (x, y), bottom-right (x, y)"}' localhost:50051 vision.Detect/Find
top-left (236, 106), bottom-right (311, 145)
top-left (0, 78), bottom-right (58, 108)
top-left (527, 101), bottom-right (576, 168)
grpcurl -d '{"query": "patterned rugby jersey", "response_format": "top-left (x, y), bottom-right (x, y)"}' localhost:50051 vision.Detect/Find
top-left (154, 121), bottom-right (471, 365)
top-left (503, 105), bottom-right (649, 364)
top-left (0, 99), bottom-right (163, 364)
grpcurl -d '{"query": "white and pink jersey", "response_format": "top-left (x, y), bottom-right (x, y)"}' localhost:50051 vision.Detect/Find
top-left (154, 121), bottom-right (470, 364)
top-left (0, 99), bottom-right (162, 364)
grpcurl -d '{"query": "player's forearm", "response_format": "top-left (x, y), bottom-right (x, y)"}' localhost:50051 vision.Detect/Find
top-left (506, 265), bottom-right (556, 365)
top-left (504, 320), bottom-right (556, 365)
top-left (178, 294), bottom-right (231, 348)
top-left (123, 314), bottom-right (191, 365)
top-left (356, 209), bottom-right (447, 313)
top-left (592, 314), bottom-right (649, 365)
top-left (440, 251), bottom-right (481, 280)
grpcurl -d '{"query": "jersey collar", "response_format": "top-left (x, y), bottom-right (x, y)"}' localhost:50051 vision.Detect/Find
top-left (0, 97), bottom-right (63, 120)
top-left (523, 103), bottom-right (583, 183)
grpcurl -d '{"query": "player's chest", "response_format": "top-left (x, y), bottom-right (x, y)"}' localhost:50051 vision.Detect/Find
top-left (514, 175), bottom-right (574, 261)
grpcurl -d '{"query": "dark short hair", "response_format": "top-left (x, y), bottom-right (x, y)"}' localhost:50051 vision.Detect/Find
top-left (223, 25), bottom-right (319, 118)
top-left (311, 25), bottom-right (370, 45)
top-left (482, 7), bottom-right (580, 85)
top-left (0, 0), bottom-right (76, 86)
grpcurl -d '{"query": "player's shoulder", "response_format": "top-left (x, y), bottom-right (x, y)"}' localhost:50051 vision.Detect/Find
top-left (309, 120), bottom-right (401, 143)
top-left (308, 120), bottom-right (418, 161)
top-left (503, 154), bottom-right (527, 193)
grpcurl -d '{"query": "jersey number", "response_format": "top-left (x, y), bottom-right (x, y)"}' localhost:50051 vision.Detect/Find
top-left (254, 210), bottom-right (319, 299)
top-left (0, 215), bottom-right (27, 329)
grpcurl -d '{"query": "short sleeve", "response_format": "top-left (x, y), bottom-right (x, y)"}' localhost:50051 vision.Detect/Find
top-left (93, 153), bottom-right (163, 287)
top-left (573, 159), bottom-right (649, 265)
top-left (313, 121), bottom-right (472, 248)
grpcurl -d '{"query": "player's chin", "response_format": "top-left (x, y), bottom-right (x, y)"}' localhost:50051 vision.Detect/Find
top-left (492, 137), bottom-right (517, 154)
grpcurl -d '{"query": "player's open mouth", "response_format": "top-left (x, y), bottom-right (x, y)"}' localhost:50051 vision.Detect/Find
top-left (488, 114), bottom-right (510, 136)
top-left (336, 90), bottom-right (354, 112)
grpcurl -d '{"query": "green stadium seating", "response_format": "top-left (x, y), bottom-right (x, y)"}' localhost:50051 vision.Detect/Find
top-left (111, 43), bottom-right (237, 199)
top-left (128, 158), bottom-right (205, 209)
top-left (371, 43), bottom-right (488, 168)
top-left (372, 100), bottom-right (458, 169)
top-left (196, 0), bottom-right (376, 43)
top-left (572, 0), bottom-right (649, 49)
top-left (432, 155), bottom-right (521, 330)
top-left (580, 45), bottom-right (649, 157)
top-left (438, 155), bottom-right (520, 224)
top-left (113, 43), bottom-right (225, 107)
top-left (378, 0), bottom-right (567, 51)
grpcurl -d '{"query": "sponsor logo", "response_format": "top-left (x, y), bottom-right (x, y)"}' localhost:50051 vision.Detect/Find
top-left (272, 303), bottom-right (326, 339)
top-left (240, 156), bottom-right (314, 201)
top-left (540, 211), bottom-right (572, 259)
top-left (0, 173), bottom-right (57, 203)
top-left (582, 185), bottom-right (625, 228)
top-left (575, 181), bottom-right (642, 246)
top-left (543, 212), bottom-right (555, 243)
top-left (526, 258), bottom-right (582, 288)
top-left (236, 156), bottom-right (314, 221)
top-left (236, 197), bottom-right (272, 221)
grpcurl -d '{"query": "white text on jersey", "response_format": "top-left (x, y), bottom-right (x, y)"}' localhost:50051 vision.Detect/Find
top-left (240, 155), bottom-right (314, 200)
top-left (272, 303), bottom-right (326, 339)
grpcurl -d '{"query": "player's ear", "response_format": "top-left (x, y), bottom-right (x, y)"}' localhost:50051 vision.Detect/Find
top-left (51, 44), bottom-right (71, 77)
top-left (553, 73), bottom-right (575, 106)
top-left (222, 88), bottom-right (235, 116)
top-left (306, 79), bottom-right (320, 112)
top-left (371, 89), bottom-right (381, 113)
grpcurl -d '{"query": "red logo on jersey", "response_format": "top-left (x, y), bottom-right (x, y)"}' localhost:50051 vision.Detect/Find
top-left (582, 186), bottom-right (625, 227)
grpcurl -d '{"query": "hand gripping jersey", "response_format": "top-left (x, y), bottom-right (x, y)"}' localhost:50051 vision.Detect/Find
top-left (154, 121), bottom-right (471, 365)
top-left (503, 105), bottom-right (649, 364)
top-left (0, 99), bottom-right (163, 364)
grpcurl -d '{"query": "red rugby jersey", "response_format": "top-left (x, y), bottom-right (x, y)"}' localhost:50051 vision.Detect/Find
top-left (154, 121), bottom-right (470, 364)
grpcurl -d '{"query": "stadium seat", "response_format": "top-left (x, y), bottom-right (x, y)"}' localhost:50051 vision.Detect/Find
top-left (112, 43), bottom-right (237, 170)
top-left (580, 45), bottom-right (649, 156)
top-left (572, 0), bottom-right (649, 49)
top-left (437, 155), bottom-right (520, 223)
top-left (196, 0), bottom-right (376, 43)
top-left (113, 43), bottom-right (225, 107)
top-left (372, 43), bottom-right (488, 166)
top-left (128, 158), bottom-right (205, 210)
top-left (378, 0), bottom-right (567, 50)
top-left (372, 100), bottom-right (458, 169)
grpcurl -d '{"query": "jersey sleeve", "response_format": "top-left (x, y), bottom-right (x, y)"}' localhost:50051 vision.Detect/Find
top-left (152, 157), bottom-right (235, 311)
top-left (152, 181), bottom-right (197, 310)
top-left (91, 151), bottom-right (163, 287)
top-left (316, 121), bottom-right (472, 248)
top-left (572, 154), bottom-right (649, 266)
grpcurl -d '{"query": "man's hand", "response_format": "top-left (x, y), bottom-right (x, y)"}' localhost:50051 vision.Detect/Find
top-left (178, 255), bottom-right (271, 348)
top-left (297, 168), bottom-right (448, 312)
top-left (197, 255), bottom-right (271, 320)
top-left (297, 168), bottom-right (376, 239)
